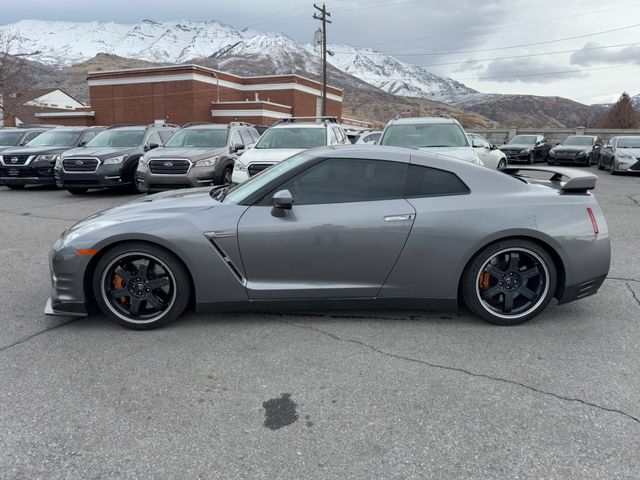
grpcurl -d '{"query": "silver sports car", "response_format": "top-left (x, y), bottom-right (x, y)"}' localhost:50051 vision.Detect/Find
top-left (45, 146), bottom-right (610, 329)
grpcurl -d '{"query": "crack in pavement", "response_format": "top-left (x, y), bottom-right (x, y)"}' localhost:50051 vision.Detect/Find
top-left (0, 211), bottom-right (79, 222)
top-left (607, 277), bottom-right (640, 309)
top-left (0, 318), bottom-right (81, 354)
top-left (608, 276), bottom-right (640, 284)
top-left (283, 320), bottom-right (640, 426)
top-left (629, 194), bottom-right (640, 208)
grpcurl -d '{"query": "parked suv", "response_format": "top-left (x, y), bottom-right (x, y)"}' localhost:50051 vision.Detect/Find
top-left (498, 134), bottom-right (551, 164)
top-left (55, 124), bottom-right (177, 194)
top-left (378, 117), bottom-right (483, 165)
top-left (548, 135), bottom-right (603, 166)
top-left (232, 117), bottom-right (349, 183)
top-left (0, 126), bottom-right (51, 154)
top-left (0, 126), bottom-right (104, 190)
top-left (136, 122), bottom-right (260, 193)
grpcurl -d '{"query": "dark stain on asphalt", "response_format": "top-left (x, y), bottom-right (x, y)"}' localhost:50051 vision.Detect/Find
top-left (305, 414), bottom-right (314, 428)
top-left (262, 393), bottom-right (298, 430)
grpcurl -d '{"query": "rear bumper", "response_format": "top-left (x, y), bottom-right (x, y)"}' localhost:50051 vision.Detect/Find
top-left (557, 274), bottom-right (607, 304)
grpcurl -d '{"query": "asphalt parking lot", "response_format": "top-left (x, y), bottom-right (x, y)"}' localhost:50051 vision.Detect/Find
top-left (1, 167), bottom-right (639, 479)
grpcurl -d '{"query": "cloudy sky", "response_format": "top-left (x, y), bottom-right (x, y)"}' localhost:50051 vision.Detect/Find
top-left (2, 0), bottom-right (640, 104)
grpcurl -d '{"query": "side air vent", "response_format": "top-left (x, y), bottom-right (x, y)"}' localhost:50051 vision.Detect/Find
top-left (203, 232), bottom-right (246, 285)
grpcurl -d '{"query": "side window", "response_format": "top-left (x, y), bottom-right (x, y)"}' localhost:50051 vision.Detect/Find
top-left (230, 130), bottom-right (243, 147)
top-left (23, 131), bottom-right (42, 143)
top-left (337, 128), bottom-right (347, 144)
top-left (146, 131), bottom-right (162, 146)
top-left (250, 129), bottom-right (261, 142)
top-left (158, 130), bottom-right (174, 142)
top-left (330, 128), bottom-right (340, 145)
top-left (275, 158), bottom-right (407, 205)
top-left (404, 164), bottom-right (470, 198)
top-left (239, 129), bottom-right (253, 145)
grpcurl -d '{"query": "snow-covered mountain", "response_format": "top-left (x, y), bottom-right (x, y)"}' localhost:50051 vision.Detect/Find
top-left (0, 19), bottom-right (476, 102)
top-left (305, 44), bottom-right (476, 102)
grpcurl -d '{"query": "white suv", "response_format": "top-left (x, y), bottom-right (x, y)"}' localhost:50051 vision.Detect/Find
top-left (232, 117), bottom-right (349, 183)
top-left (378, 117), bottom-right (483, 166)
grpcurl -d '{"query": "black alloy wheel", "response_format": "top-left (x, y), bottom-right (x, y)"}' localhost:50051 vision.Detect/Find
top-left (462, 240), bottom-right (557, 325)
top-left (93, 243), bottom-right (191, 329)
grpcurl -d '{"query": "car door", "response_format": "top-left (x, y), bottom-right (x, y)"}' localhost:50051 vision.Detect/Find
top-left (237, 155), bottom-right (415, 299)
top-left (593, 137), bottom-right (603, 163)
top-left (602, 137), bottom-right (615, 167)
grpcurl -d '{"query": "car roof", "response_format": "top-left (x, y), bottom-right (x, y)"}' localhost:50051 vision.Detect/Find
top-left (387, 117), bottom-right (460, 125)
top-left (182, 123), bottom-right (228, 130)
top-left (270, 123), bottom-right (327, 129)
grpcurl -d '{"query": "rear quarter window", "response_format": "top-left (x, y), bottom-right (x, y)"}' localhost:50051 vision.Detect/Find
top-left (404, 164), bottom-right (470, 197)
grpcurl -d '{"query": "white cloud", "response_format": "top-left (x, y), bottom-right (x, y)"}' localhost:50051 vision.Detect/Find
top-left (478, 58), bottom-right (587, 84)
top-left (570, 41), bottom-right (640, 66)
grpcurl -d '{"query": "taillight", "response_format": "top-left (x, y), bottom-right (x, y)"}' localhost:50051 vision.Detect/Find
top-left (587, 207), bottom-right (599, 235)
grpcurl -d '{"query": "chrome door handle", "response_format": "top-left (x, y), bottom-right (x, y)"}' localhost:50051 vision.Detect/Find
top-left (384, 214), bottom-right (414, 222)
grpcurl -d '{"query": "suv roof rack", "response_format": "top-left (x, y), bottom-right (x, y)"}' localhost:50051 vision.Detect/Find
top-left (15, 124), bottom-right (56, 129)
top-left (228, 121), bottom-right (253, 128)
top-left (273, 116), bottom-right (338, 126)
top-left (182, 122), bottom-right (217, 128)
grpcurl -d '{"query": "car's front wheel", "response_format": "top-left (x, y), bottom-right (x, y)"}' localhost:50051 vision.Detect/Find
top-left (93, 242), bottom-right (191, 329)
top-left (528, 152), bottom-right (535, 164)
top-left (497, 159), bottom-right (507, 169)
top-left (462, 239), bottom-right (557, 325)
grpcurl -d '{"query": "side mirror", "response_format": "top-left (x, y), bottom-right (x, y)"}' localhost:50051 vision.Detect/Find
top-left (555, 142), bottom-right (560, 145)
top-left (272, 189), bottom-right (293, 211)
top-left (232, 143), bottom-right (245, 153)
top-left (145, 143), bottom-right (159, 151)
top-left (80, 141), bottom-right (88, 147)
top-left (490, 144), bottom-right (497, 150)
top-left (471, 139), bottom-right (483, 148)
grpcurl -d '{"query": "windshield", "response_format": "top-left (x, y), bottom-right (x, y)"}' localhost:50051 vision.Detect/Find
top-left (617, 137), bottom-right (640, 148)
top-left (507, 135), bottom-right (537, 145)
top-left (222, 152), bottom-right (314, 204)
top-left (25, 130), bottom-right (81, 147)
top-left (380, 123), bottom-right (469, 148)
top-left (164, 129), bottom-right (227, 148)
top-left (256, 128), bottom-right (325, 149)
top-left (561, 137), bottom-right (593, 146)
top-left (0, 131), bottom-right (24, 146)
top-left (86, 129), bottom-right (145, 148)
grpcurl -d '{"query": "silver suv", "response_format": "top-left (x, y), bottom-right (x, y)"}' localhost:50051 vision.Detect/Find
top-left (136, 122), bottom-right (260, 193)
top-left (379, 117), bottom-right (483, 165)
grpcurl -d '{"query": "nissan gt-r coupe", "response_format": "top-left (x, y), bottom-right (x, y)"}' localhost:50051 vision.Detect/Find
top-left (45, 146), bottom-right (610, 330)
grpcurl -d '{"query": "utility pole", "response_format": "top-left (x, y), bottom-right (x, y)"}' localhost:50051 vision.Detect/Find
top-left (313, 3), bottom-right (331, 117)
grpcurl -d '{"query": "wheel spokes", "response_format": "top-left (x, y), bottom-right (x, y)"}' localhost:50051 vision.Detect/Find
top-left (136, 259), bottom-right (151, 280)
top-left (507, 253), bottom-right (519, 271)
top-left (503, 292), bottom-right (515, 313)
top-left (109, 288), bottom-right (130, 299)
top-left (147, 277), bottom-right (170, 290)
top-left (481, 284), bottom-right (502, 299)
top-left (129, 297), bottom-right (142, 317)
top-left (114, 266), bottom-right (132, 282)
top-left (520, 266), bottom-right (539, 280)
top-left (145, 294), bottom-right (166, 311)
top-left (518, 287), bottom-right (538, 301)
top-left (485, 264), bottom-right (505, 280)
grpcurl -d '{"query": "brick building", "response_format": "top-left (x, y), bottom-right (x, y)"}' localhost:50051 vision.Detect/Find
top-left (37, 64), bottom-right (344, 127)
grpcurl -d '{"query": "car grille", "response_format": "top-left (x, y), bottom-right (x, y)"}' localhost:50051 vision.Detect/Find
top-left (248, 163), bottom-right (273, 176)
top-left (2, 155), bottom-right (30, 165)
top-left (631, 160), bottom-right (640, 171)
top-left (63, 158), bottom-right (99, 172)
top-left (557, 151), bottom-right (576, 157)
top-left (506, 150), bottom-right (520, 155)
top-left (149, 159), bottom-right (190, 175)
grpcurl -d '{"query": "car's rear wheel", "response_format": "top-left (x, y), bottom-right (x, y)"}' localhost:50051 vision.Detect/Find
top-left (93, 242), bottom-right (191, 330)
top-left (462, 240), bottom-right (557, 325)
top-left (609, 159), bottom-right (618, 175)
top-left (597, 157), bottom-right (605, 170)
top-left (497, 159), bottom-right (507, 169)
top-left (528, 152), bottom-right (535, 164)
top-left (6, 184), bottom-right (25, 190)
top-left (67, 187), bottom-right (88, 195)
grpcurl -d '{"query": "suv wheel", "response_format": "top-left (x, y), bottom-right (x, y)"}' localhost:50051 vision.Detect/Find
top-left (220, 165), bottom-right (233, 185)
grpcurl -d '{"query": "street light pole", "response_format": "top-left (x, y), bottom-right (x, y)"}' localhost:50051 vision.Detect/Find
top-left (313, 3), bottom-right (331, 117)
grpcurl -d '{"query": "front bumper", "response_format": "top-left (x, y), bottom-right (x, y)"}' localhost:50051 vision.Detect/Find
top-left (231, 169), bottom-right (250, 184)
top-left (44, 297), bottom-right (88, 317)
top-left (615, 158), bottom-right (640, 172)
top-left (549, 153), bottom-right (589, 165)
top-left (500, 150), bottom-right (531, 162)
top-left (0, 164), bottom-right (56, 186)
top-left (135, 166), bottom-right (217, 193)
top-left (55, 164), bottom-right (131, 190)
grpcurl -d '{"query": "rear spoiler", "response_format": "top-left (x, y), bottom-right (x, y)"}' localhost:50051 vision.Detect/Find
top-left (500, 166), bottom-right (597, 192)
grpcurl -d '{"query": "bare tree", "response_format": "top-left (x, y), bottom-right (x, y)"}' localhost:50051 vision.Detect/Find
top-left (598, 92), bottom-right (640, 129)
top-left (0, 30), bottom-right (40, 124)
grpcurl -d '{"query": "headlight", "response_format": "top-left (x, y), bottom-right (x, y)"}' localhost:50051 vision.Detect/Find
top-left (138, 156), bottom-right (149, 167)
top-left (194, 156), bottom-right (219, 167)
top-left (617, 152), bottom-right (634, 160)
top-left (234, 161), bottom-right (247, 171)
top-left (103, 155), bottom-right (127, 165)
top-left (36, 154), bottom-right (60, 163)
top-left (55, 157), bottom-right (63, 169)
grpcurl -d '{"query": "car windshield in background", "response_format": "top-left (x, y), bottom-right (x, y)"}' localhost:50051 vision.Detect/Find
top-left (380, 124), bottom-right (469, 148)
top-left (25, 131), bottom-right (80, 147)
top-left (222, 152), bottom-right (314, 204)
top-left (164, 129), bottom-right (227, 148)
top-left (562, 137), bottom-right (593, 146)
top-left (0, 131), bottom-right (24, 146)
top-left (507, 135), bottom-right (537, 145)
top-left (86, 129), bottom-right (145, 148)
top-left (617, 137), bottom-right (640, 148)
top-left (256, 128), bottom-right (325, 149)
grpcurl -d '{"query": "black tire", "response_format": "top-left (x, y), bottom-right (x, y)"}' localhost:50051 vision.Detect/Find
top-left (6, 184), bottom-right (25, 190)
top-left (92, 242), bottom-right (191, 330)
top-left (548, 159), bottom-right (555, 166)
top-left (67, 187), bottom-right (88, 195)
top-left (610, 159), bottom-right (617, 175)
top-left (461, 239), bottom-right (557, 326)
top-left (597, 157), bottom-right (605, 170)
top-left (528, 152), bottom-right (535, 164)
top-left (219, 165), bottom-right (233, 185)
top-left (497, 159), bottom-right (506, 170)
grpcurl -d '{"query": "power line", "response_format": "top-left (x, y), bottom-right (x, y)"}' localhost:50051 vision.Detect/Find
top-left (331, 23), bottom-right (640, 56)
top-left (364, 2), bottom-right (640, 47)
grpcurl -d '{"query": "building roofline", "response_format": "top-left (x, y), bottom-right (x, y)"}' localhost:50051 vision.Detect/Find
top-left (35, 111), bottom-right (96, 118)
top-left (87, 63), bottom-right (343, 93)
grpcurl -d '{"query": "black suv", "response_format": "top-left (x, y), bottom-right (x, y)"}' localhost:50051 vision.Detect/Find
top-left (55, 124), bottom-right (177, 194)
top-left (0, 127), bottom-right (104, 190)
top-left (0, 126), bottom-right (51, 154)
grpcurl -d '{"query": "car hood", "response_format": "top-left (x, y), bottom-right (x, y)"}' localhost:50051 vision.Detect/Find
top-left (63, 146), bottom-right (138, 159)
top-left (1, 146), bottom-right (73, 156)
top-left (551, 145), bottom-right (592, 153)
top-left (238, 148), bottom-right (304, 164)
top-left (144, 146), bottom-right (227, 160)
top-left (417, 147), bottom-right (479, 164)
top-left (499, 144), bottom-right (534, 151)
top-left (616, 148), bottom-right (640, 157)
